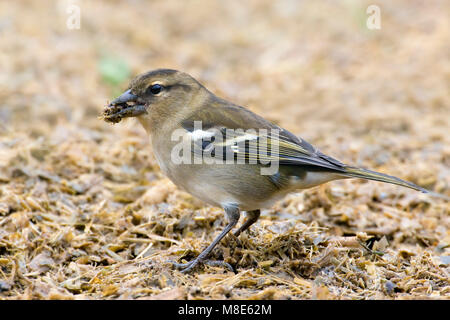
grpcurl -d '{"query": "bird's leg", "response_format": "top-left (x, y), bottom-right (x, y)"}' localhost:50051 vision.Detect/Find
top-left (233, 209), bottom-right (260, 237)
top-left (172, 204), bottom-right (240, 273)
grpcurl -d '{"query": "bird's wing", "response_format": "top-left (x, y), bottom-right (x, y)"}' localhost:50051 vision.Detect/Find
top-left (180, 102), bottom-right (449, 198)
top-left (180, 103), bottom-right (346, 172)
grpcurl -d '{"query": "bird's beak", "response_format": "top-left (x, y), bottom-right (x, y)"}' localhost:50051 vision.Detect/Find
top-left (102, 89), bottom-right (147, 124)
top-left (110, 89), bottom-right (138, 105)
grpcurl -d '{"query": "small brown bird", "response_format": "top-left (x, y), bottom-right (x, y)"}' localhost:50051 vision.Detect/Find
top-left (103, 69), bottom-right (448, 273)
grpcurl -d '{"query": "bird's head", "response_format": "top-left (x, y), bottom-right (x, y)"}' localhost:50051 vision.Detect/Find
top-left (103, 69), bottom-right (206, 131)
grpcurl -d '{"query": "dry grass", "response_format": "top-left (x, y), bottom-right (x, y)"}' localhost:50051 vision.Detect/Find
top-left (0, 0), bottom-right (449, 299)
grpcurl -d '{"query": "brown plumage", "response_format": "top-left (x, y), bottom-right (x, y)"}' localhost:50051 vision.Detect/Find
top-left (103, 68), bottom-right (448, 273)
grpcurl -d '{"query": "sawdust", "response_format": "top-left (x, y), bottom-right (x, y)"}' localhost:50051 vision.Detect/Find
top-left (0, 0), bottom-right (449, 300)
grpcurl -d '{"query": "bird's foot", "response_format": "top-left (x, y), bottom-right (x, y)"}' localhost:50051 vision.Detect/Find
top-left (170, 258), bottom-right (234, 273)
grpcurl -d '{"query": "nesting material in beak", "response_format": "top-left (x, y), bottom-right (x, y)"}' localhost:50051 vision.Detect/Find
top-left (102, 89), bottom-right (147, 123)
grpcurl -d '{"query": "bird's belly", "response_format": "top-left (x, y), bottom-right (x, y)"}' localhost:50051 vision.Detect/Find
top-left (154, 154), bottom-right (281, 210)
top-left (153, 145), bottom-right (342, 211)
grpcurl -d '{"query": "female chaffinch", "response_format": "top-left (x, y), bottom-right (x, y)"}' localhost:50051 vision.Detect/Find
top-left (103, 69), bottom-right (448, 273)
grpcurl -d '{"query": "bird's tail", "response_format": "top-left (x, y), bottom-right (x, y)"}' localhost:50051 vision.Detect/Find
top-left (339, 166), bottom-right (449, 201)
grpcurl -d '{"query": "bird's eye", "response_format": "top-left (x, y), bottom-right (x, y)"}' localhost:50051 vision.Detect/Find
top-left (148, 84), bottom-right (163, 95)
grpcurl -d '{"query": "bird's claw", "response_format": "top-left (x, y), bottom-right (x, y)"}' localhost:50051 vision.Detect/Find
top-left (204, 260), bottom-right (235, 272)
top-left (169, 258), bottom-right (234, 273)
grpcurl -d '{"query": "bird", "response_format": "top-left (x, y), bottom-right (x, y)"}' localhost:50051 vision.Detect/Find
top-left (102, 68), bottom-right (448, 273)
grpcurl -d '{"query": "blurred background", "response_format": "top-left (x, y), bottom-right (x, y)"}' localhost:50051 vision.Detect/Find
top-left (0, 0), bottom-right (448, 299)
top-left (1, 0), bottom-right (448, 178)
